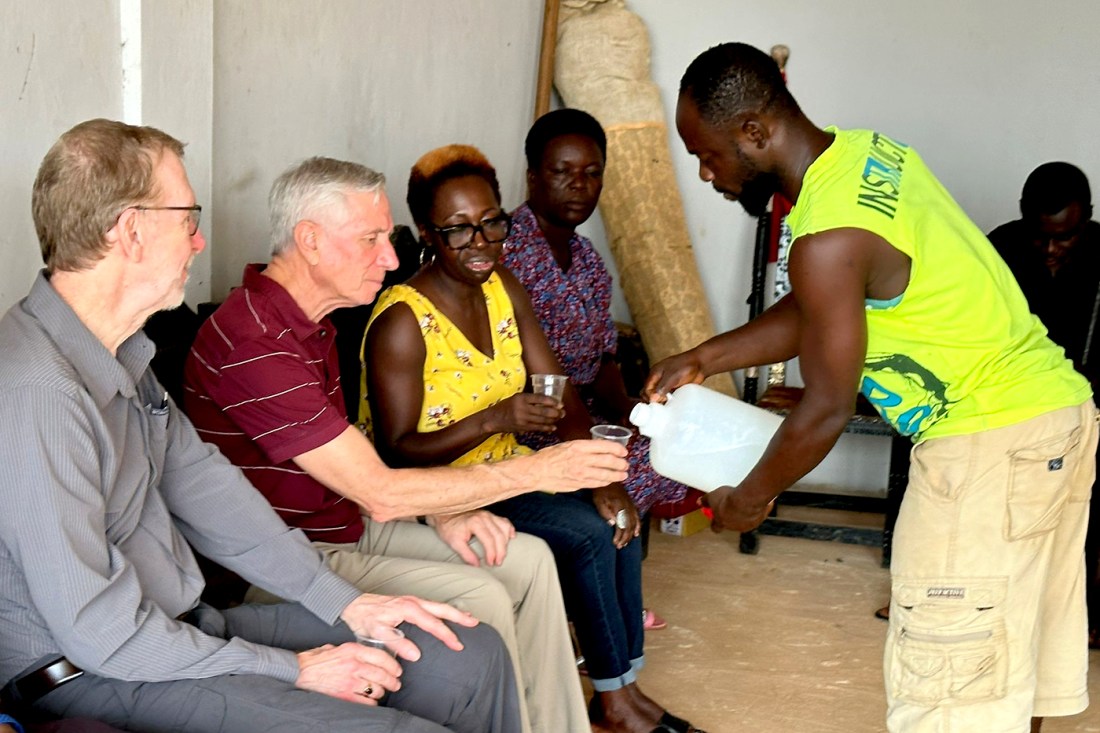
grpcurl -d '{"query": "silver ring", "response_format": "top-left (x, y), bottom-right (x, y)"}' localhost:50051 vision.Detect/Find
top-left (615, 509), bottom-right (628, 529)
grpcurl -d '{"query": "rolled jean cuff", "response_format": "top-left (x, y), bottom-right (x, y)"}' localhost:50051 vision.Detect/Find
top-left (591, 664), bottom-right (639, 692)
top-left (630, 656), bottom-right (645, 675)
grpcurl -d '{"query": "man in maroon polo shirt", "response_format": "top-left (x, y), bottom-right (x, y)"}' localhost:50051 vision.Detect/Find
top-left (183, 156), bottom-right (628, 733)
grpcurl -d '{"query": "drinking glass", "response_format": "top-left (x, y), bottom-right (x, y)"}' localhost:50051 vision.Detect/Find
top-left (355, 625), bottom-right (406, 657)
top-left (530, 373), bottom-right (568, 405)
top-left (590, 424), bottom-right (632, 446)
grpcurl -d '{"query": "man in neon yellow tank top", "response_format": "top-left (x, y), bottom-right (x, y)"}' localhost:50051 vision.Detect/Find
top-left (645, 42), bottom-right (1097, 733)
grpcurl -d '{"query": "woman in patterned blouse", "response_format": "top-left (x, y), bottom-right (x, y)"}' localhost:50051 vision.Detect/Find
top-left (502, 109), bottom-right (689, 518)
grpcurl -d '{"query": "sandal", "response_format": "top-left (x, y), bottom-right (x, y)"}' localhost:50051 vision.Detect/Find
top-left (874, 605), bottom-right (889, 621)
top-left (589, 697), bottom-right (706, 733)
top-left (643, 608), bottom-right (668, 631)
top-left (653, 711), bottom-right (706, 733)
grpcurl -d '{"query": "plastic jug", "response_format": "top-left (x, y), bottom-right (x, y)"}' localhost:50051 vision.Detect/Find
top-left (629, 383), bottom-right (783, 492)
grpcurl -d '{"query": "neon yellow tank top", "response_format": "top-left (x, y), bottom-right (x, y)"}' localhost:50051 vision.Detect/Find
top-left (786, 127), bottom-right (1090, 442)
top-left (360, 272), bottom-right (532, 465)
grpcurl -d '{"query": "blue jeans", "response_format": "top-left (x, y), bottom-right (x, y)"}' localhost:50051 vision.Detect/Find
top-left (490, 490), bottom-right (644, 690)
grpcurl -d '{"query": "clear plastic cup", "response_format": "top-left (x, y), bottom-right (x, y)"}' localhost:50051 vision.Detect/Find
top-left (355, 625), bottom-right (406, 657)
top-left (530, 374), bottom-right (568, 404)
top-left (590, 424), bottom-right (632, 446)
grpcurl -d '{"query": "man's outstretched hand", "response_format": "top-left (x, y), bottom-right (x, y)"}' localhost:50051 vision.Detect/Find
top-left (701, 485), bottom-right (776, 533)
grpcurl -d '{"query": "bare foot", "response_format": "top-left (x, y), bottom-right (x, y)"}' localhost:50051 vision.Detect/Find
top-left (592, 688), bottom-right (661, 733)
top-left (626, 683), bottom-right (665, 720)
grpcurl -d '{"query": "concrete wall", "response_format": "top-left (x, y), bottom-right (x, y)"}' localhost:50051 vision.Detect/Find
top-left (1, 0), bottom-right (540, 307)
top-left (1, 1), bottom-right (123, 307)
top-left (4, 1), bottom-right (1098, 494)
top-left (573, 0), bottom-right (1100, 493)
top-left (585, 0), bottom-right (1100, 338)
top-left (1, 0), bottom-right (213, 308)
top-left (210, 1), bottom-right (542, 296)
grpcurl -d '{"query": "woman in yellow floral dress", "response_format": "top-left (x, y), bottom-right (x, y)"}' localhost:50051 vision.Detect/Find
top-left (361, 145), bottom-right (702, 733)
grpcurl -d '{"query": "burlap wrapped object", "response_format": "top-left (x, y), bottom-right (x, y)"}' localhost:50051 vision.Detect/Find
top-left (555, 0), bottom-right (736, 396)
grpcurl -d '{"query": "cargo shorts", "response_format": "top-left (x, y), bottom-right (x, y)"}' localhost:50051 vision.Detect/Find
top-left (885, 401), bottom-right (1097, 732)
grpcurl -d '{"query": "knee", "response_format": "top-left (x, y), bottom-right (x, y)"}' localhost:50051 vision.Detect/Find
top-left (448, 622), bottom-right (514, 686)
top-left (449, 574), bottom-right (515, 632)
top-left (505, 532), bottom-right (555, 571)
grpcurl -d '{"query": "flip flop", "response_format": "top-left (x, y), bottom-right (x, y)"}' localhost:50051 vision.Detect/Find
top-left (652, 711), bottom-right (706, 733)
top-left (643, 608), bottom-right (668, 631)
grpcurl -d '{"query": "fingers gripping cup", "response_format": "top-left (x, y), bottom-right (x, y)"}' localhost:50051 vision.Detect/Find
top-left (591, 425), bottom-right (633, 530)
top-left (355, 625), bottom-right (406, 657)
top-left (530, 373), bottom-right (568, 405)
top-left (590, 424), bottom-right (632, 447)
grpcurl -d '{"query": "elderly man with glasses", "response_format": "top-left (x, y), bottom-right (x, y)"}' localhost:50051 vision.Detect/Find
top-left (0, 119), bottom-right (534, 733)
top-left (182, 156), bottom-right (628, 733)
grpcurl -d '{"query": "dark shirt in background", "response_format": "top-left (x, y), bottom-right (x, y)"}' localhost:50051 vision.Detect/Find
top-left (989, 219), bottom-right (1100, 385)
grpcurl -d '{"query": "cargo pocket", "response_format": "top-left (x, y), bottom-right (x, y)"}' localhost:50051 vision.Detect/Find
top-left (1005, 426), bottom-right (1080, 541)
top-left (888, 578), bottom-right (1007, 707)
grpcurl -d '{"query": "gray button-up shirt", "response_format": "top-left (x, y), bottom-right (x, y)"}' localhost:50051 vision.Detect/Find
top-left (0, 273), bottom-right (361, 686)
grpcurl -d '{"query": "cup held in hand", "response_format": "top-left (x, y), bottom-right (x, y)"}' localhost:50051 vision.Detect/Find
top-left (355, 625), bottom-right (406, 658)
top-left (530, 373), bottom-right (568, 404)
top-left (590, 424), bottom-right (632, 447)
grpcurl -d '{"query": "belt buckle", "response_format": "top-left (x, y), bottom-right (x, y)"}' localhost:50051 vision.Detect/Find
top-left (2, 658), bottom-right (84, 707)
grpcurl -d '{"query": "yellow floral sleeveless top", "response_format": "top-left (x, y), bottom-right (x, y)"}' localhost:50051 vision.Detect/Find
top-left (360, 272), bottom-right (533, 466)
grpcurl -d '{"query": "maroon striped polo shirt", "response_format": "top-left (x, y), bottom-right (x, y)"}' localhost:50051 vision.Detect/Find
top-left (183, 264), bottom-right (363, 543)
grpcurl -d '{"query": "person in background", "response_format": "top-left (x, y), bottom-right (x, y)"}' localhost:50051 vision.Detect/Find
top-left (989, 162), bottom-right (1100, 375)
top-left (183, 156), bottom-right (630, 733)
top-left (362, 143), bottom-right (704, 733)
top-left (989, 161), bottom-right (1100, 648)
top-left (650, 42), bottom-right (1095, 733)
top-left (502, 108), bottom-right (692, 632)
top-left (0, 118), bottom-right (520, 733)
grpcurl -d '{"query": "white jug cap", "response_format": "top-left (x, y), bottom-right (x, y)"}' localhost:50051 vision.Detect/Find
top-left (629, 400), bottom-right (666, 438)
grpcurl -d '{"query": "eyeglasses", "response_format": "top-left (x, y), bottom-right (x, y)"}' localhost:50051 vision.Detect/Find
top-left (429, 213), bottom-right (512, 250)
top-left (135, 205), bottom-right (202, 236)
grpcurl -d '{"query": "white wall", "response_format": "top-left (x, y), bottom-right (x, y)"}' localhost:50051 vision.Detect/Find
top-left (1, 1), bottom-right (123, 308)
top-left (3, 1), bottom-right (1098, 495)
top-left (1, 0), bottom-right (214, 309)
top-left (574, 0), bottom-right (1100, 494)
top-left (1, 1), bottom-right (542, 307)
top-left (210, 1), bottom-right (542, 297)
top-left (585, 0), bottom-right (1100, 338)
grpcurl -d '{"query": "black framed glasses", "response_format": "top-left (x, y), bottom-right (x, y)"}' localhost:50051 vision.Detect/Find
top-left (135, 205), bottom-right (202, 236)
top-left (430, 213), bottom-right (512, 250)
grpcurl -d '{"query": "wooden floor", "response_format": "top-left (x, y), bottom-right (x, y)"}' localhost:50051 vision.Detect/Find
top-left (633, 508), bottom-right (1100, 733)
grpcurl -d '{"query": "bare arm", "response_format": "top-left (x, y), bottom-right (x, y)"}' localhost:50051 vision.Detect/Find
top-left (503, 269), bottom-right (640, 546)
top-left (500, 268), bottom-right (593, 442)
top-left (705, 228), bottom-right (905, 531)
top-left (293, 425), bottom-right (625, 522)
top-left (365, 298), bottom-right (562, 467)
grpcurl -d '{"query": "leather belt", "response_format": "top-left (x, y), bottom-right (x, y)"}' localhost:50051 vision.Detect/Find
top-left (0, 603), bottom-right (200, 704)
top-left (0, 658), bottom-right (83, 708)
top-left (0, 608), bottom-right (200, 708)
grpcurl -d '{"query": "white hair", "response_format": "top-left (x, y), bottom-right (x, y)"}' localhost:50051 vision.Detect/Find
top-left (268, 156), bottom-right (386, 255)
